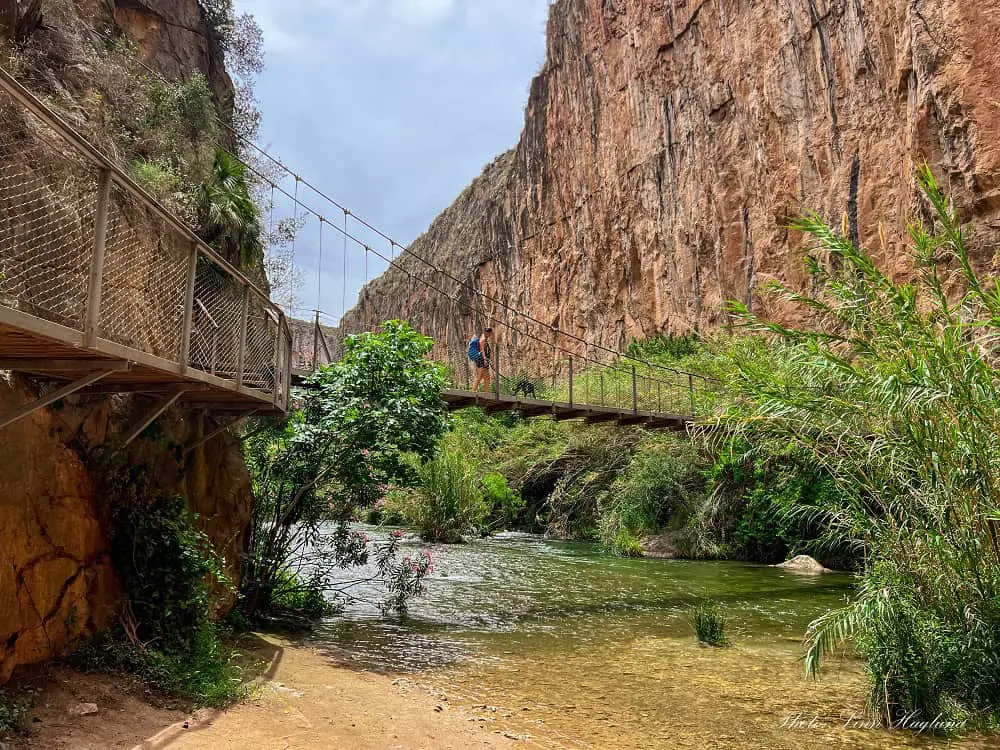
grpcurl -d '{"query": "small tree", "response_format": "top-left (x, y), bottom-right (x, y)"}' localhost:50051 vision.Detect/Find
top-left (241, 320), bottom-right (448, 618)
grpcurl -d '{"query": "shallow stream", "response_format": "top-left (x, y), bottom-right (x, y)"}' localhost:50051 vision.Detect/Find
top-left (309, 528), bottom-right (988, 749)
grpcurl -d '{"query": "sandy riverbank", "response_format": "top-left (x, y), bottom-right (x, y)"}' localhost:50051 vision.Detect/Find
top-left (7, 635), bottom-right (514, 750)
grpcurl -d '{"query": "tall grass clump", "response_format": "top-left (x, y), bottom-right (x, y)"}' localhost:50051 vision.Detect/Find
top-left (693, 603), bottom-right (728, 647)
top-left (714, 166), bottom-right (1000, 729)
top-left (398, 448), bottom-right (490, 543)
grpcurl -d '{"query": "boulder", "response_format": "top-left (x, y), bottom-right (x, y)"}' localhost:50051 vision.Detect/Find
top-left (774, 555), bottom-right (831, 574)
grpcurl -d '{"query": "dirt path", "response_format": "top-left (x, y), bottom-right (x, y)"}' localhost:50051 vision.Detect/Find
top-left (10, 636), bottom-right (514, 750)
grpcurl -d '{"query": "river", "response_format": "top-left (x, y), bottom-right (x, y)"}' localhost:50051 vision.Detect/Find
top-left (308, 528), bottom-right (989, 749)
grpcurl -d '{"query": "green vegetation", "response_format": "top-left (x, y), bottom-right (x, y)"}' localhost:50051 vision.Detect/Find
top-left (74, 458), bottom-right (244, 707)
top-left (240, 321), bottom-right (448, 619)
top-left (389, 448), bottom-right (489, 543)
top-left (693, 603), bottom-right (728, 647)
top-left (600, 436), bottom-right (707, 554)
top-left (197, 148), bottom-right (264, 266)
top-left (712, 167), bottom-right (1000, 728)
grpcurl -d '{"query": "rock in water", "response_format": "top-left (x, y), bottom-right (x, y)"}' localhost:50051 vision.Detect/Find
top-left (775, 555), bottom-right (830, 574)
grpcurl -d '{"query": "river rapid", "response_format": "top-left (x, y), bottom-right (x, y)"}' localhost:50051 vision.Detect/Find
top-left (308, 528), bottom-right (989, 750)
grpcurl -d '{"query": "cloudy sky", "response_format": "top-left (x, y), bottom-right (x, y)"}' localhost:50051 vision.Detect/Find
top-left (235, 0), bottom-right (551, 323)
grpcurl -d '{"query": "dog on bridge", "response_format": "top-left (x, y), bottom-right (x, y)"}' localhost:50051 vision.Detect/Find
top-left (510, 376), bottom-right (538, 398)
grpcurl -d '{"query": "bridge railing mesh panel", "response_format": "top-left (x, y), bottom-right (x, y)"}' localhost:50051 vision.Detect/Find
top-left (0, 97), bottom-right (96, 332)
top-left (244, 294), bottom-right (277, 395)
top-left (0, 73), bottom-right (293, 411)
top-left (190, 255), bottom-right (242, 379)
top-left (99, 185), bottom-right (188, 361)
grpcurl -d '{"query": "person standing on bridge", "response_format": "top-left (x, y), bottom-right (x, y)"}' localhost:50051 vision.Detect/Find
top-left (469, 327), bottom-right (495, 393)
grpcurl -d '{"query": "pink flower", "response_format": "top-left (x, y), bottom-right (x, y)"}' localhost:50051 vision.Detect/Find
top-left (391, 530), bottom-right (404, 539)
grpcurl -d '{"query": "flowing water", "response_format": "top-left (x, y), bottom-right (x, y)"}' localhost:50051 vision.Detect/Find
top-left (309, 528), bottom-right (989, 749)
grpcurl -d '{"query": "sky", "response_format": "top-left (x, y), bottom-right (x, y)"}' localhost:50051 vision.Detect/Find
top-left (235, 0), bottom-right (551, 324)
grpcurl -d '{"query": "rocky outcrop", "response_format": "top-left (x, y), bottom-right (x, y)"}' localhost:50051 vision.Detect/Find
top-left (0, 376), bottom-right (254, 683)
top-left (112, 0), bottom-right (235, 123)
top-left (340, 0), bottom-right (1000, 371)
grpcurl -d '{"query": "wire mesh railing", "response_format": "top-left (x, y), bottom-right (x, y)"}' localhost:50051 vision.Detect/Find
top-left (297, 312), bottom-right (701, 420)
top-left (433, 336), bottom-right (700, 417)
top-left (0, 65), bottom-right (291, 412)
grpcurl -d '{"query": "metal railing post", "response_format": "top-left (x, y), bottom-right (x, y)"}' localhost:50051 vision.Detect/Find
top-left (493, 343), bottom-right (500, 400)
top-left (600, 372), bottom-right (605, 407)
top-left (312, 310), bottom-right (321, 371)
top-left (657, 381), bottom-right (662, 414)
top-left (179, 244), bottom-right (198, 373)
top-left (235, 285), bottom-right (250, 388)
top-left (85, 168), bottom-right (112, 347)
top-left (568, 355), bottom-right (574, 406)
top-left (632, 365), bottom-right (638, 414)
top-left (688, 373), bottom-right (696, 417)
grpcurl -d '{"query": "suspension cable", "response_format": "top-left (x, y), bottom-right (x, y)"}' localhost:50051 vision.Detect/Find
top-left (82, 31), bottom-right (704, 380)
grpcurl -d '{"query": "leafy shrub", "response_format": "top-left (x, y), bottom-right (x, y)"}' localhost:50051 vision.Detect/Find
top-left (269, 570), bottom-right (338, 620)
top-left (627, 334), bottom-right (701, 362)
top-left (702, 439), bottom-right (851, 565)
top-left (482, 472), bottom-right (525, 529)
top-left (693, 603), bottom-right (729, 647)
top-left (82, 458), bottom-right (242, 706)
top-left (102, 465), bottom-right (229, 651)
top-left (398, 449), bottom-right (489, 543)
top-left (241, 321), bottom-right (448, 618)
top-left (599, 435), bottom-right (707, 553)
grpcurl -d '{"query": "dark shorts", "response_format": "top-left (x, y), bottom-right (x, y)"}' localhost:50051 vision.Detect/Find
top-left (470, 353), bottom-right (488, 369)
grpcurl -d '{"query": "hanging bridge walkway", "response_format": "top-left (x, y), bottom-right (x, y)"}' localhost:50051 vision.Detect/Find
top-left (0, 59), bottom-right (701, 436)
top-left (0, 67), bottom-right (290, 438)
top-left (296, 321), bottom-right (698, 431)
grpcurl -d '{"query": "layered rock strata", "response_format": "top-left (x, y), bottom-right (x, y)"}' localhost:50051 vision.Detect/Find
top-left (339, 0), bottom-right (1000, 371)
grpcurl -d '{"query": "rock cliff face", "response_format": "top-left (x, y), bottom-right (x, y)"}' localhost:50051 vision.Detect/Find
top-left (0, 379), bottom-right (253, 684)
top-left (340, 0), bottom-right (1000, 370)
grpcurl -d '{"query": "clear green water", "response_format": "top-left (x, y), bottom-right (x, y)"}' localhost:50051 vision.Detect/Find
top-left (308, 528), bottom-right (990, 749)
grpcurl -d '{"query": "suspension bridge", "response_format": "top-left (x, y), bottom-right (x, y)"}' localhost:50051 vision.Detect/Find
top-left (0, 61), bottom-right (702, 436)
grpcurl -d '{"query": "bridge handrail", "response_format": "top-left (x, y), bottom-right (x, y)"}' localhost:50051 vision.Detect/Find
top-left (0, 64), bottom-right (292, 411)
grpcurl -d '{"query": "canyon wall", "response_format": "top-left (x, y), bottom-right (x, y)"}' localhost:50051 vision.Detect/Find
top-left (339, 0), bottom-right (1000, 370)
top-left (0, 379), bottom-right (253, 684)
top-left (0, 0), bottom-right (251, 682)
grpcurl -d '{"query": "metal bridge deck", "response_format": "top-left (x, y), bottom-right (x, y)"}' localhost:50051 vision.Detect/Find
top-left (440, 389), bottom-right (691, 430)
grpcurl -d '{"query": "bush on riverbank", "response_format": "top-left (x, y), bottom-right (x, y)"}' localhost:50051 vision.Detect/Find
top-left (388, 448), bottom-right (490, 542)
top-left (715, 167), bottom-right (1000, 728)
top-left (75, 458), bottom-right (244, 707)
top-left (599, 435), bottom-right (708, 555)
top-left (240, 321), bottom-right (448, 620)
